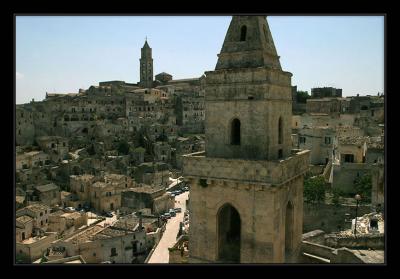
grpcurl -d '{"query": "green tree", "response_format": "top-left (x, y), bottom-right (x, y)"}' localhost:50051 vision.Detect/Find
top-left (117, 140), bottom-right (130, 155)
top-left (354, 174), bottom-right (372, 204)
top-left (296, 91), bottom-right (310, 103)
top-left (304, 176), bottom-right (326, 203)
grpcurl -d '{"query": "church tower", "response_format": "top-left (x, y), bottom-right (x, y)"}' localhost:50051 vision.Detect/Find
top-left (139, 39), bottom-right (153, 88)
top-left (183, 16), bottom-right (310, 263)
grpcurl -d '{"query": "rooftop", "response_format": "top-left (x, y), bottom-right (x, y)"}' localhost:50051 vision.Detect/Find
top-left (20, 203), bottom-right (51, 213)
top-left (16, 215), bottom-right (33, 224)
top-left (65, 225), bottom-right (104, 244)
top-left (128, 185), bottom-right (164, 194)
top-left (35, 183), bottom-right (58, 192)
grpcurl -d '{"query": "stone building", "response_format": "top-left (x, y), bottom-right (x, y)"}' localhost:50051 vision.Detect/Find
top-left (36, 136), bottom-right (69, 163)
top-left (121, 185), bottom-right (174, 215)
top-left (16, 151), bottom-right (50, 170)
top-left (297, 126), bottom-right (335, 165)
top-left (311, 87), bottom-right (342, 98)
top-left (306, 98), bottom-right (341, 114)
top-left (134, 162), bottom-right (170, 188)
top-left (50, 217), bottom-right (150, 263)
top-left (90, 181), bottom-right (122, 212)
top-left (16, 203), bottom-right (51, 233)
top-left (33, 183), bottom-right (61, 207)
top-left (183, 16), bottom-right (310, 263)
top-left (16, 105), bottom-right (35, 146)
top-left (153, 141), bottom-right (172, 162)
top-left (175, 91), bottom-right (205, 134)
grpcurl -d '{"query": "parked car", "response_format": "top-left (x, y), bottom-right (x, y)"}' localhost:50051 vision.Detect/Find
top-left (174, 208), bottom-right (182, 213)
top-left (169, 209), bottom-right (176, 217)
top-left (102, 211), bottom-right (113, 218)
top-left (164, 213), bottom-right (171, 219)
top-left (64, 207), bottom-right (75, 212)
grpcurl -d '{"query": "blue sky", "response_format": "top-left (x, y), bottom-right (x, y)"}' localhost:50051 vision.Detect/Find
top-left (16, 16), bottom-right (384, 104)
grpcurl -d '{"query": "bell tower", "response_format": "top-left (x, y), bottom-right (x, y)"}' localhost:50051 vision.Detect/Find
top-left (139, 39), bottom-right (153, 88)
top-left (183, 16), bottom-right (310, 263)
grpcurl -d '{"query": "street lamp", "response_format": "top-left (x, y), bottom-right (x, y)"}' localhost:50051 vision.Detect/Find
top-left (354, 194), bottom-right (362, 236)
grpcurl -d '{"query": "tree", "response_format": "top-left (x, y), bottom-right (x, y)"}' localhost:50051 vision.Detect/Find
top-left (304, 176), bottom-right (326, 203)
top-left (354, 173), bottom-right (372, 204)
top-left (296, 91), bottom-right (310, 103)
top-left (117, 140), bottom-right (130, 155)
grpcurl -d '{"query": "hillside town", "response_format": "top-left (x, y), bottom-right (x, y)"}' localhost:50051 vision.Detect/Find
top-left (15, 16), bottom-right (384, 264)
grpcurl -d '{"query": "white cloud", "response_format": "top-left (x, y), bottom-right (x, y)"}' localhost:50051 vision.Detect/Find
top-left (16, 72), bottom-right (24, 80)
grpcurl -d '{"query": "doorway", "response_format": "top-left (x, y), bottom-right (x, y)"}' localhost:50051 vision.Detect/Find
top-left (217, 203), bottom-right (241, 263)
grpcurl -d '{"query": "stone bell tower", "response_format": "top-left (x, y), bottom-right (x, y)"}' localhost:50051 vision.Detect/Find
top-left (139, 39), bottom-right (153, 88)
top-left (183, 16), bottom-right (310, 263)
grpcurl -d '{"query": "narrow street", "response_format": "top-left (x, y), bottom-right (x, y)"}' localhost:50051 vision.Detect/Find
top-left (148, 191), bottom-right (189, 263)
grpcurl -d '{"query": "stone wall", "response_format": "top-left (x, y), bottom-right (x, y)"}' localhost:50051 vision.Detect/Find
top-left (325, 233), bottom-right (384, 249)
top-left (332, 163), bottom-right (371, 194)
top-left (183, 150), bottom-right (310, 186)
top-left (303, 203), bottom-right (371, 233)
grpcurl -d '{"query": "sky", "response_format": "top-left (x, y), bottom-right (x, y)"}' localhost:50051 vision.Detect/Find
top-left (16, 16), bottom-right (384, 104)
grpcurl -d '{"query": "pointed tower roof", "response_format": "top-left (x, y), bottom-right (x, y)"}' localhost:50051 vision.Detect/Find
top-left (142, 39), bottom-right (151, 49)
top-left (215, 16), bottom-right (281, 70)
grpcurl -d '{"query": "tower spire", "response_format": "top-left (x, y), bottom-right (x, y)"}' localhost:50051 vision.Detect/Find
top-left (216, 16), bottom-right (281, 70)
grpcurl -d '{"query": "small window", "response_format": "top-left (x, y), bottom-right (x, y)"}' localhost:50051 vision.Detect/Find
top-left (325, 137), bottom-right (331, 144)
top-left (344, 154), bottom-right (354, 163)
top-left (111, 248), bottom-right (117, 257)
top-left (278, 149), bottom-right (283, 159)
top-left (278, 117), bottom-right (283, 144)
top-left (231, 118), bottom-right (241, 145)
top-left (299, 137), bottom-right (306, 144)
top-left (240, 25), bottom-right (247, 41)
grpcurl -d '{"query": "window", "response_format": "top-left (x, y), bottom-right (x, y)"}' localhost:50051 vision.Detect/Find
top-left (240, 25), bottom-right (247, 41)
top-left (278, 149), bottom-right (283, 159)
top-left (41, 221), bottom-right (43, 226)
top-left (231, 118), bottom-right (241, 145)
top-left (278, 117), bottom-right (283, 144)
top-left (80, 184), bottom-right (84, 192)
top-left (299, 137), bottom-right (306, 144)
top-left (344, 154), bottom-right (354, 163)
top-left (111, 248), bottom-right (117, 257)
top-left (40, 212), bottom-right (43, 217)
top-left (325, 137), bottom-right (331, 144)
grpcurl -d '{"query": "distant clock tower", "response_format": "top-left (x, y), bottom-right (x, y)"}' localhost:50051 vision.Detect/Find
top-left (139, 39), bottom-right (153, 88)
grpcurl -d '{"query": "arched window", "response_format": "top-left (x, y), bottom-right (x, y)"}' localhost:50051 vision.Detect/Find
top-left (240, 25), bottom-right (247, 41)
top-left (278, 117), bottom-right (283, 144)
top-left (231, 118), bottom-right (241, 145)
